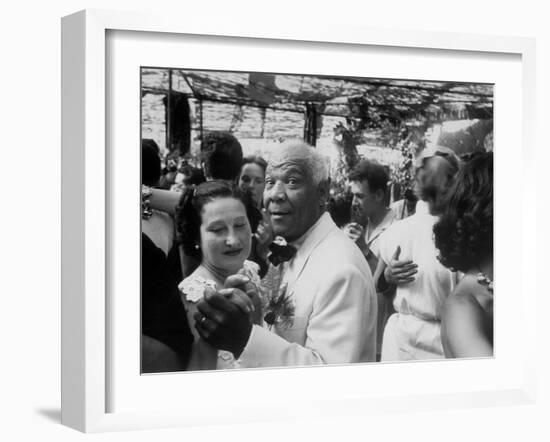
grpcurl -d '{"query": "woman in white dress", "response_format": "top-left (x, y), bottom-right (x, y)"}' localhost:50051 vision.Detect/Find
top-left (176, 180), bottom-right (263, 370)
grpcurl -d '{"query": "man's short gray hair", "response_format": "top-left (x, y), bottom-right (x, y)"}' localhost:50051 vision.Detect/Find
top-left (270, 140), bottom-right (329, 185)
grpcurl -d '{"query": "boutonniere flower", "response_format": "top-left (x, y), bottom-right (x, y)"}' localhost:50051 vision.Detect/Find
top-left (263, 283), bottom-right (295, 330)
top-left (261, 265), bottom-right (295, 330)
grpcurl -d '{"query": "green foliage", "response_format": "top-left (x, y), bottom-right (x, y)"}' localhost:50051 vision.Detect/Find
top-left (330, 112), bottom-right (426, 201)
top-left (331, 120), bottom-right (362, 196)
top-left (384, 124), bottom-right (426, 199)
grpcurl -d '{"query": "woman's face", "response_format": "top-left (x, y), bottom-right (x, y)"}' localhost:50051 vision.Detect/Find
top-left (199, 197), bottom-right (252, 274)
top-left (238, 163), bottom-right (266, 208)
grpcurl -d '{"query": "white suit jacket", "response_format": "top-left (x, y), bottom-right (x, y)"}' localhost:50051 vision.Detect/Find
top-left (238, 212), bottom-right (377, 368)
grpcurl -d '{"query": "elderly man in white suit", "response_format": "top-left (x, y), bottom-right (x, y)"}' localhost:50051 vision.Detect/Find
top-left (195, 141), bottom-right (377, 368)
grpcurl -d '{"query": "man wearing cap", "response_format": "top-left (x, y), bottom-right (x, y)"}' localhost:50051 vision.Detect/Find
top-left (375, 146), bottom-right (460, 361)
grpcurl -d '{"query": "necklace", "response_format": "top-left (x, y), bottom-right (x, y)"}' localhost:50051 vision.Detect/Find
top-left (476, 271), bottom-right (494, 293)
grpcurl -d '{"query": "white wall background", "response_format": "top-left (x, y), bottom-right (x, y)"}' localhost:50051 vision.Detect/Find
top-left (0, 1), bottom-right (547, 440)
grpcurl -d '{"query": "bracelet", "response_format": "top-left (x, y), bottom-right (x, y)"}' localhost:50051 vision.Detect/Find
top-left (141, 185), bottom-right (153, 220)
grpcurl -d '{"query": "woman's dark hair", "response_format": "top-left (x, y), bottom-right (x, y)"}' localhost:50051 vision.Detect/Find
top-left (201, 131), bottom-right (243, 181)
top-left (433, 152), bottom-right (493, 272)
top-left (241, 155), bottom-right (268, 174)
top-left (142, 139), bottom-right (161, 186)
top-left (175, 180), bottom-right (260, 261)
top-left (180, 165), bottom-right (206, 186)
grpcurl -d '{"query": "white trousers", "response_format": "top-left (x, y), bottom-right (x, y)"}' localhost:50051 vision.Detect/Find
top-left (381, 312), bottom-right (445, 361)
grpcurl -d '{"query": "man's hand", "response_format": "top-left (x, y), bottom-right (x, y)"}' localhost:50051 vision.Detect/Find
top-left (194, 286), bottom-right (253, 358)
top-left (343, 222), bottom-right (371, 257)
top-left (383, 246), bottom-right (418, 285)
top-left (342, 222), bottom-right (364, 243)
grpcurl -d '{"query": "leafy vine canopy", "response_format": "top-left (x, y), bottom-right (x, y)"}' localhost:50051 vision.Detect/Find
top-left (141, 68), bottom-right (493, 197)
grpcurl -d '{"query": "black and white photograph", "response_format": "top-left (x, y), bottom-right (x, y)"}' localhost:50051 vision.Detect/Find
top-left (140, 68), bottom-right (494, 374)
top-left (3, 0), bottom-right (545, 438)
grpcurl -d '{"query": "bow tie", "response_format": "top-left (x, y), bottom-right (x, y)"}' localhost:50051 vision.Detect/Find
top-left (268, 242), bottom-right (297, 266)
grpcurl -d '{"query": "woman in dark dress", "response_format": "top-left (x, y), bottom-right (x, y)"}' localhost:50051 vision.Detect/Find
top-left (141, 139), bottom-right (194, 372)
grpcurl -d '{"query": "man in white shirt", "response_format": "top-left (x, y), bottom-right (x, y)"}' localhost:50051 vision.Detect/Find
top-left (375, 146), bottom-right (460, 361)
top-left (344, 160), bottom-right (397, 274)
top-left (195, 141), bottom-right (378, 367)
top-left (343, 159), bottom-right (397, 360)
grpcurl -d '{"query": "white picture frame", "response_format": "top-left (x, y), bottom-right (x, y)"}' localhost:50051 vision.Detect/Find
top-left (61, 9), bottom-right (537, 433)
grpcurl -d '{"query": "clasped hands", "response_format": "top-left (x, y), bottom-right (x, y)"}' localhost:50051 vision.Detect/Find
top-left (194, 274), bottom-right (262, 358)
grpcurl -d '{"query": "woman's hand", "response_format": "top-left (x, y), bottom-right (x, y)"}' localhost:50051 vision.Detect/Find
top-left (226, 274), bottom-right (263, 325)
top-left (210, 275), bottom-right (255, 315)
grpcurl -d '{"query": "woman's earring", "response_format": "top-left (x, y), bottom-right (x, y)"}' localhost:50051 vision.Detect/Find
top-left (194, 244), bottom-right (200, 250)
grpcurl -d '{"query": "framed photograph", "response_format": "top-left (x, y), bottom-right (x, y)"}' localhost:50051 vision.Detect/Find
top-left (61, 9), bottom-right (536, 433)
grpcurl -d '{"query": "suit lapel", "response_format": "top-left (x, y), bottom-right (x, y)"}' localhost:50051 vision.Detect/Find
top-left (285, 213), bottom-right (334, 294)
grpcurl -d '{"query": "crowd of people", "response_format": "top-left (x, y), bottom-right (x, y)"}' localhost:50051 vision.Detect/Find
top-left (140, 130), bottom-right (493, 373)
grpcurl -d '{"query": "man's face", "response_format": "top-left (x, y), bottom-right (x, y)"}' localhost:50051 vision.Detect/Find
top-left (350, 180), bottom-right (377, 225)
top-left (263, 159), bottom-right (324, 242)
